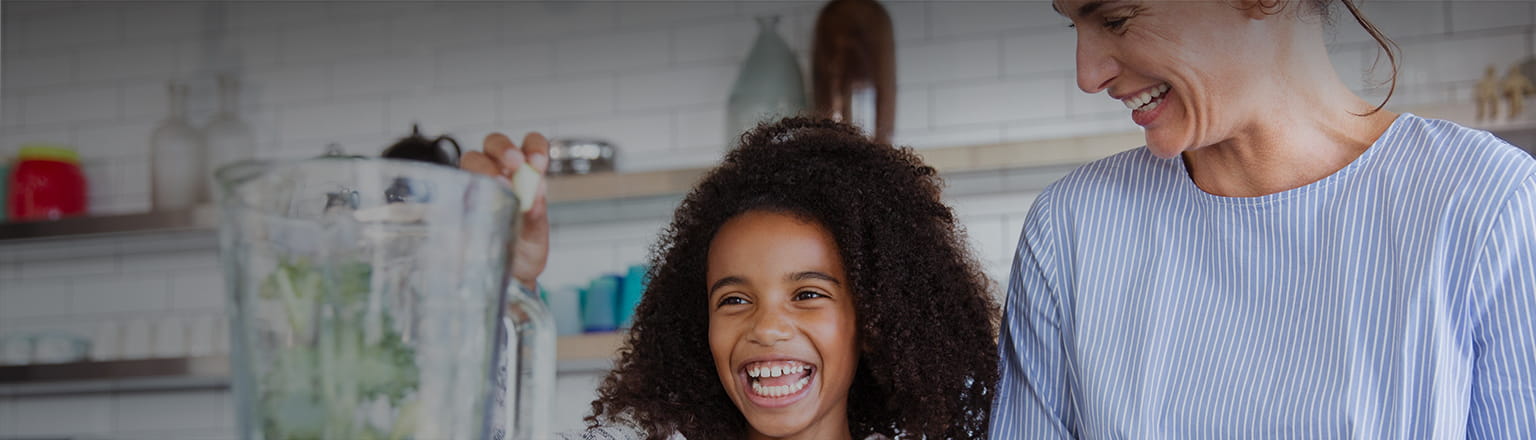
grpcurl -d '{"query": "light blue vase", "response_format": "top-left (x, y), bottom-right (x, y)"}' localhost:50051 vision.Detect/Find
top-left (726, 15), bottom-right (808, 149)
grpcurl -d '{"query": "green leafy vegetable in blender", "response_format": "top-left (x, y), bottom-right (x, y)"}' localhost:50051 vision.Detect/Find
top-left (257, 258), bottom-right (420, 440)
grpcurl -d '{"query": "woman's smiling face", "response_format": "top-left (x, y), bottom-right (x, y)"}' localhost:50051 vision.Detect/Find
top-left (706, 210), bottom-right (859, 439)
top-left (1058, 0), bottom-right (1287, 158)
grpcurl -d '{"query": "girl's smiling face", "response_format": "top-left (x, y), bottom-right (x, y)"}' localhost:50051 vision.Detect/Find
top-left (706, 210), bottom-right (859, 440)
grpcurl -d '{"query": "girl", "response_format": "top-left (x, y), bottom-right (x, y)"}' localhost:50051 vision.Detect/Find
top-left (556, 117), bottom-right (999, 439)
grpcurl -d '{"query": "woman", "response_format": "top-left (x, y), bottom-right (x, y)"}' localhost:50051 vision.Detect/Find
top-left (992, 0), bottom-right (1536, 438)
top-left (467, 118), bottom-right (999, 439)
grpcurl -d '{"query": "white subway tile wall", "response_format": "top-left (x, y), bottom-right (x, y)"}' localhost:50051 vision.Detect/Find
top-left (927, 1), bottom-right (1063, 38)
top-left (0, 397), bottom-right (14, 437)
top-left (12, 394), bottom-right (116, 437)
top-left (1451, 1), bottom-right (1534, 33)
top-left (674, 105), bottom-right (729, 150)
top-left (896, 37), bottom-right (1001, 84)
top-left (1332, 1), bottom-right (1449, 45)
top-left (2, 92), bottom-right (23, 129)
top-left (0, 0), bottom-right (1525, 436)
top-left (385, 87), bottom-right (500, 135)
top-left (617, 64), bottom-right (737, 111)
top-left (0, 279), bottom-right (75, 320)
top-left (503, 74), bottom-right (618, 121)
top-left (22, 85), bottom-right (119, 126)
top-left (114, 390), bottom-right (233, 433)
top-left (932, 76), bottom-right (1067, 125)
top-left (555, 30), bottom-right (672, 75)
top-left (672, 18), bottom-right (760, 64)
top-left (2, 52), bottom-right (74, 90)
top-left (1003, 28), bottom-right (1075, 77)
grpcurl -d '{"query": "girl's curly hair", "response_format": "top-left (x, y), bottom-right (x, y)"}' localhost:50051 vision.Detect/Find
top-left (584, 117), bottom-right (999, 439)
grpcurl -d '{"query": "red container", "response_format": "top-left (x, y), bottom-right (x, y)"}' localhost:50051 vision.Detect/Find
top-left (8, 145), bottom-right (87, 221)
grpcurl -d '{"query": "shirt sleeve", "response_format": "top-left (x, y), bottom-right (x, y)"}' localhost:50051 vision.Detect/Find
top-left (1466, 175), bottom-right (1536, 439)
top-left (990, 192), bottom-right (1077, 438)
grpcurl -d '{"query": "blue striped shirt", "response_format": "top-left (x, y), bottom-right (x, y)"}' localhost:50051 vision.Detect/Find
top-left (991, 114), bottom-right (1536, 439)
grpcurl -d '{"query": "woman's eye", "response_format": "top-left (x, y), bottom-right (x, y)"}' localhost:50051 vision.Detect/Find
top-left (718, 296), bottom-right (748, 307)
top-left (793, 290), bottom-right (828, 301)
top-left (1104, 17), bottom-right (1129, 31)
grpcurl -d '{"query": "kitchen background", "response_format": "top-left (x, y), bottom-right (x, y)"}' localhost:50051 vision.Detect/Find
top-left (1, 0), bottom-right (1534, 438)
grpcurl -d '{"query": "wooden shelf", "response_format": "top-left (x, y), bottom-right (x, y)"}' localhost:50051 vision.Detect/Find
top-left (4, 100), bottom-right (1529, 245)
top-left (0, 332), bottom-right (625, 397)
top-left (1403, 101), bottom-right (1536, 134)
top-left (556, 331), bottom-right (626, 361)
top-left (0, 205), bottom-right (218, 243)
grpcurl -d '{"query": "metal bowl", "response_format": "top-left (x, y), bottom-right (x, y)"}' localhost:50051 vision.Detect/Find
top-left (547, 138), bottom-right (616, 175)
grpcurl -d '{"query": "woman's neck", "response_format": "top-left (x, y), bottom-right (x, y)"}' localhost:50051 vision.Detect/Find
top-left (1180, 28), bottom-right (1399, 198)
top-left (1182, 103), bottom-right (1397, 198)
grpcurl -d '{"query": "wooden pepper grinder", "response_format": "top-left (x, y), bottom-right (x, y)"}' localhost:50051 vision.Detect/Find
top-left (811, 0), bottom-right (896, 143)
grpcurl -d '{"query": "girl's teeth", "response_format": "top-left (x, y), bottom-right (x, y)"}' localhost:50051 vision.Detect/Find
top-left (746, 362), bottom-right (809, 378)
top-left (750, 376), bottom-right (812, 398)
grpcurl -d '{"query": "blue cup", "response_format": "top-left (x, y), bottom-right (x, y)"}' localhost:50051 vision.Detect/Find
top-left (617, 264), bottom-right (648, 328)
top-left (549, 285), bottom-right (584, 336)
top-left (582, 275), bottom-right (621, 333)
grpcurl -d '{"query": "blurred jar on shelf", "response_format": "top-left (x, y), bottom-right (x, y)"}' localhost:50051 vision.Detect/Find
top-left (7, 144), bottom-right (88, 221)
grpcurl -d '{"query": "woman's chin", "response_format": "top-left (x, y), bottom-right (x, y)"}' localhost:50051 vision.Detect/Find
top-left (1144, 136), bottom-right (1187, 159)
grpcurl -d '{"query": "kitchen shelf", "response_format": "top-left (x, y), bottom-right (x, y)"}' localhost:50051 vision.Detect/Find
top-left (0, 332), bottom-right (626, 397)
top-left (1406, 101), bottom-right (1536, 134)
top-left (0, 132), bottom-right (1141, 244)
top-left (0, 205), bottom-right (219, 243)
top-left (2, 100), bottom-right (1531, 245)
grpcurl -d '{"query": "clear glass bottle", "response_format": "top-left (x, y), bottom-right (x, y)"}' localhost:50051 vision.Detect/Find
top-left (151, 81), bottom-right (206, 210)
top-left (204, 74), bottom-right (255, 183)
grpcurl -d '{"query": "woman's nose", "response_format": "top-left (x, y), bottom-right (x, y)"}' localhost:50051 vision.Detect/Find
top-left (1076, 33), bottom-right (1118, 94)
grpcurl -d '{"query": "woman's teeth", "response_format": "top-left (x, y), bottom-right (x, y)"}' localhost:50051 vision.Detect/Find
top-left (1123, 83), bottom-right (1170, 111)
top-left (752, 376), bottom-right (811, 398)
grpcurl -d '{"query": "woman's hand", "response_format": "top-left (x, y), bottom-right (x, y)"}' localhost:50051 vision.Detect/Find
top-left (461, 132), bottom-right (550, 291)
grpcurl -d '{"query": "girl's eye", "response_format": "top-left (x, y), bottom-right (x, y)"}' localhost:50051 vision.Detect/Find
top-left (793, 290), bottom-right (828, 301)
top-left (718, 296), bottom-right (748, 308)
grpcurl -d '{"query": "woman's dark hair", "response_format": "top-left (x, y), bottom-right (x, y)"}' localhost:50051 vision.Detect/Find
top-left (1249, 0), bottom-right (1400, 115)
top-left (584, 117), bottom-right (1000, 439)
